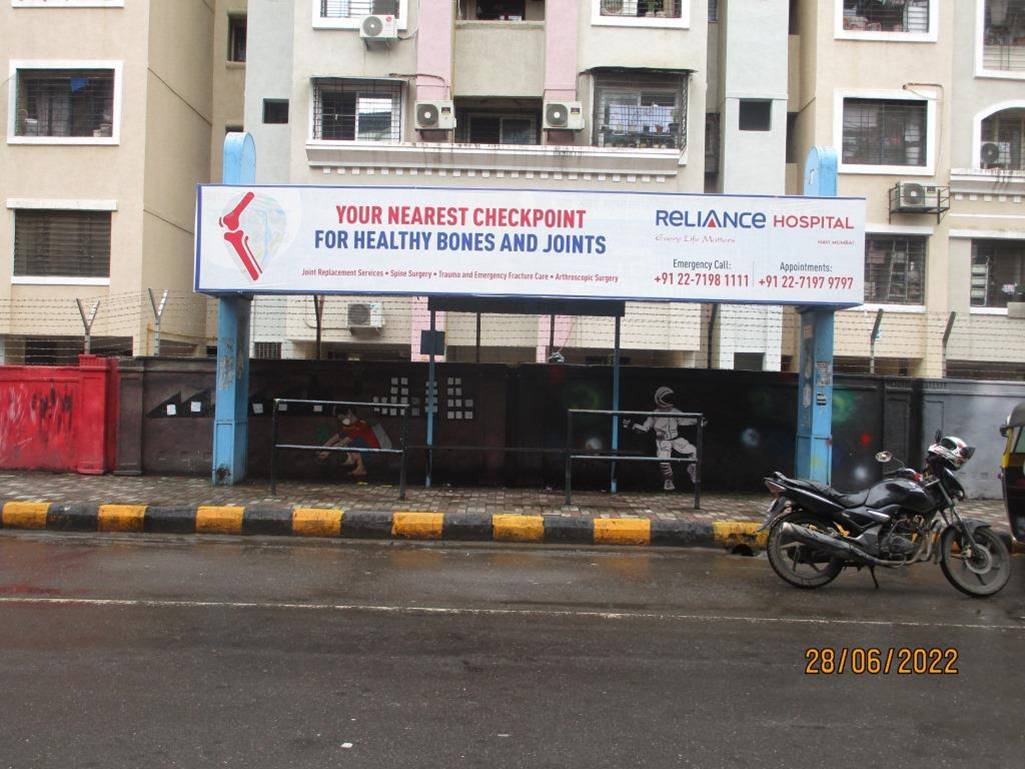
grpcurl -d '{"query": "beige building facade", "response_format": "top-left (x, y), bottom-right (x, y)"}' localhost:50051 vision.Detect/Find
top-left (5, 1), bottom-right (1025, 380)
top-left (0, 0), bottom-right (246, 363)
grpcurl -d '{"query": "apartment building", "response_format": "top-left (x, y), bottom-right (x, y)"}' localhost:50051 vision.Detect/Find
top-left (785, 0), bottom-right (1025, 378)
top-left (6, 1), bottom-right (1025, 380)
top-left (243, 0), bottom-right (722, 366)
top-left (0, 0), bottom-right (246, 363)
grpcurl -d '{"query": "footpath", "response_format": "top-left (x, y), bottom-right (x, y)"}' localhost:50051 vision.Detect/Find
top-left (0, 471), bottom-right (1012, 551)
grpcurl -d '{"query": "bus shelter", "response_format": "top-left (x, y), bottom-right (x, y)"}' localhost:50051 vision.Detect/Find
top-left (198, 134), bottom-right (862, 489)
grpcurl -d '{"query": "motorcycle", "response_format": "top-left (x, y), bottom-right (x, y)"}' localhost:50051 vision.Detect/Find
top-left (760, 434), bottom-right (1012, 598)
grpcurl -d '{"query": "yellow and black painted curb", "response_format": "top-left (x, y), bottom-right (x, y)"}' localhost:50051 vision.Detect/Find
top-left (0, 500), bottom-right (768, 551)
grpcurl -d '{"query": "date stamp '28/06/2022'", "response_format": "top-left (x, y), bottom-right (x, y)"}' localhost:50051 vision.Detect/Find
top-left (804, 647), bottom-right (959, 675)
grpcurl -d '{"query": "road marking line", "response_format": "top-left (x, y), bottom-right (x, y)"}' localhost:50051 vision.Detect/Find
top-left (0, 596), bottom-right (1020, 632)
top-left (593, 518), bottom-right (651, 546)
top-left (98, 504), bottom-right (147, 533)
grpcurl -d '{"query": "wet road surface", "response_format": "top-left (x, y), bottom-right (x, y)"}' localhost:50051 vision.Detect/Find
top-left (0, 532), bottom-right (1023, 768)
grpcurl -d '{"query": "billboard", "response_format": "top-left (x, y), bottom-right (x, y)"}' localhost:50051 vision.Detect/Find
top-left (195, 184), bottom-right (865, 306)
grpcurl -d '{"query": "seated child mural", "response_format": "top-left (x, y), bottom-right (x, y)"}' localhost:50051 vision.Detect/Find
top-left (317, 408), bottom-right (392, 478)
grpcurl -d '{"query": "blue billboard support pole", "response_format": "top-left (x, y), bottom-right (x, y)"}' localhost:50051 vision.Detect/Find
top-left (212, 132), bottom-right (256, 486)
top-left (795, 146), bottom-right (838, 484)
top-left (610, 316), bottom-right (622, 493)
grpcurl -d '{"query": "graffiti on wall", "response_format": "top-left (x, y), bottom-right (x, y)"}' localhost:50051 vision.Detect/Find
top-left (0, 383), bottom-right (77, 471)
top-left (622, 386), bottom-right (702, 492)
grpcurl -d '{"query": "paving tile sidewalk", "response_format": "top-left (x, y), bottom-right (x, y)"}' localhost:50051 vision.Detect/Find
top-left (0, 471), bottom-right (1010, 530)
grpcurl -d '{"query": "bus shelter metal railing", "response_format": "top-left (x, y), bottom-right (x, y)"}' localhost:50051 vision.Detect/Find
top-left (565, 409), bottom-right (703, 509)
top-left (270, 398), bottom-right (409, 499)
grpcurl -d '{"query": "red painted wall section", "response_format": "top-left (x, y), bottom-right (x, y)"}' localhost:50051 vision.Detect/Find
top-left (0, 355), bottom-right (119, 474)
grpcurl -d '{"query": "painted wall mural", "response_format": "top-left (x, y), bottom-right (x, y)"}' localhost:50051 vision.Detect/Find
top-left (121, 358), bottom-right (1025, 498)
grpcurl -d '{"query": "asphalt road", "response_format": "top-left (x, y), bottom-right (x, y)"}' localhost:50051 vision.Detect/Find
top-left (0, 533), bottom-right (1023, 769)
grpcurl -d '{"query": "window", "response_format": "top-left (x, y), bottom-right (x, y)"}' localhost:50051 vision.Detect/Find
top-left (841, 98), bottom-right (927, 167)
top-left (12, 68), bottom-right (115, 139)
top-left (980, 108), bottom-right (1025, 169)
top-left (458, 0), bottom-right (544, 20)
top-left (982, 0), bottom-right (1025, 73)
top-left (228, 15), bottom-right (247, 63)
top-left (263, 99), bottom-right (289, 124)
top-left (971, 240), bottom-right (1025, 308)
top-left (600, 0), bottom-right (681, 19)
top-left (315, 0), bottom-right (405, 27)
top-left (708, 0), bottom-right (718, 23)
top-left (313, 79), bottom-right (402, 141)
top-left (841, 0), bottom-right (929, 34)
top-left (13, 209), bottom-right (111, 278)
top-left (738, 100), bottom-right (772, 131)
top-left (455, 100), bottom-right (540, 144)
top-left (254, 342), bottom-right (282, 360)
top-left (864, 235), bottom-right (926, 305)
top-left (593, 73), bottom-right (687, 150)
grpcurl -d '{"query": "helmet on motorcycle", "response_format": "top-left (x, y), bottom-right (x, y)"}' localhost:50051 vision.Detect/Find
top-left (654, 386), bottom-right (675, 408)
top-left (927, 435), bottom-right (975, 470)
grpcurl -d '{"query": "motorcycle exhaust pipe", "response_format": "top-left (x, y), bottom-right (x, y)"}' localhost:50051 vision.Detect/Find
top-left (779, 522), bottom-right (902, 568)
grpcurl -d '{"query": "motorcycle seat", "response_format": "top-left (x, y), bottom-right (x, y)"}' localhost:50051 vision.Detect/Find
top-left (784, 477), bottom-right (869, 509)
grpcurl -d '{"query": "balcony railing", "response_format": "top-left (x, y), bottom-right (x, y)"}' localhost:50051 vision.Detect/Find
top-left (600, 0), bottom-right (681, 19)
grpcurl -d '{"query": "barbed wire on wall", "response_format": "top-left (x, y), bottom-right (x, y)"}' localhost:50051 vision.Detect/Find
top-left (2, 290), bottom-right (1025, 380)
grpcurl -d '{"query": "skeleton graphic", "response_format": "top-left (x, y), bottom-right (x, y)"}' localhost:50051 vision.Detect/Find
top-left (623, 386), bottom-right (703, 491)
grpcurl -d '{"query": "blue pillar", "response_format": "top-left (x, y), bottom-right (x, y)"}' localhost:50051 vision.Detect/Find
top-left (795, 147), bottom-right (838, 483)
top-left (212, 132), bottom-right (256, 486)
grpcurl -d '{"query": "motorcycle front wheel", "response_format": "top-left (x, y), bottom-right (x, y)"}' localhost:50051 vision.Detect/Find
top-left (939, 526), bottom-right (1011, 598)
top-left (766, 511), bottom-right (844, 589)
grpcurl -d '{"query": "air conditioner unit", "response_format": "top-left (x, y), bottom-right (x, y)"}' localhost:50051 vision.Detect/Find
top-left (895, 181), bottom-right (938, 211)
top-left (347, 302), bottom-right (385, 329)
top-left (543, 101), bottom-right (584, 131)
top-left (360, 14), bottom-right (398, 41)
top-left (981, 141), bottom-right (1013, 168)
top-left (415, 100), bottom-right (456, 130)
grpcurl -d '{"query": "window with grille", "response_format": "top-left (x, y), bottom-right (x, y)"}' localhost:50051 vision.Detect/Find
top-left (842, 0), bottom-right (930, 33)
top-left (593, 73), bottom-right (687, 150)
top-left (600, 0), bottom-right (681, 19)
top-left (14, 69), bottom-right (115, 138)
top-left (983, 0), bottom-right (1025, 72)
top-left (456, 113), bottom-right (538, 145)
top-left (971, 240), bottom-right (1025, 308)
top-left (14, 210), bottom-right (112, 278)
top-left (254, 342), bottom-right (282, 360)
top-left (313, 79), bottom-right (403, 142)
top-left (228, 15), bottom-right (247, 62)
top-left (841, 98), bottom-right (927, 167)
top-left (708, 0), bottom-right (718, 22)
top-left (981, 109), bottom-right (1025, 170)
top-left (319, 0), bottom-right (400, 19)
top-left (864, 236), bottom-right (926, 304)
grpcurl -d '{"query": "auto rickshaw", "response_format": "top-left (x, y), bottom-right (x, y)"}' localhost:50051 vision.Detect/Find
top-left (998, 402), bottom-right (1025, 543)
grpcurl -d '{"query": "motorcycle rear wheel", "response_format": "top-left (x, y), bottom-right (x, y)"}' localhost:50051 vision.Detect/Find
top-left (939, 526), bottom-right (1011, 598)
top-left (766, 511), bottom-right (844, 589)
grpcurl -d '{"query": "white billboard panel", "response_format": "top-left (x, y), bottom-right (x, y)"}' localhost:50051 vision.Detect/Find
top-left (195, 184), bottom-right (865, 306)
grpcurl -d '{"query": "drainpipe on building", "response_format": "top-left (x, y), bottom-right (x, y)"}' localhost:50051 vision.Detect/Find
top-left (941, 311), bottom-right (957, 379)
top-left (869, 308), bottom-right (884, 375)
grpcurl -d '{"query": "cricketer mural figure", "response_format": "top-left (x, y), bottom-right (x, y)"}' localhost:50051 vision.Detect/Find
top-left (623, 386), bottom-right (702, 491)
